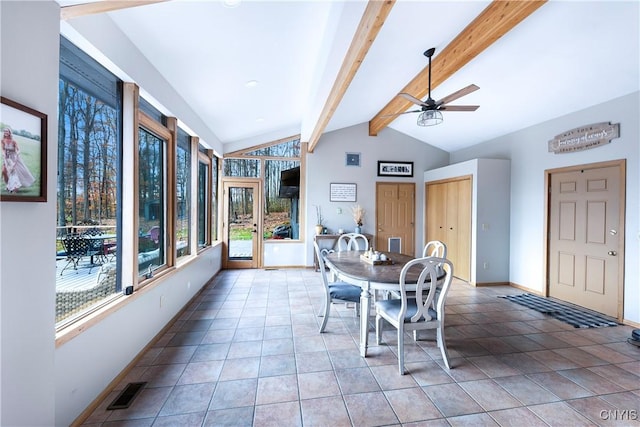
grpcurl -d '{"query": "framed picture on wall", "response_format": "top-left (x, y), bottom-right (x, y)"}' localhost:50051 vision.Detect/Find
top-left (330, 183), bottom-right (357, 202)
top-left (1, 97), bottom-right (47, 202)
top-left (377, 160), bottom-right (413, 177)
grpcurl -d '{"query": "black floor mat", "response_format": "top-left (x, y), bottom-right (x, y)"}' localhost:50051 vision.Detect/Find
top-left (499, 293), bottom-right (619, 328)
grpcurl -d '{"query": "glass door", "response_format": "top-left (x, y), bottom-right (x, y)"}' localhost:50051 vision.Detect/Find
top-left (223, 180), bottom-right (261, 268)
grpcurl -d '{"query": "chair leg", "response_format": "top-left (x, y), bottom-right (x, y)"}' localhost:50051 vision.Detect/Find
top-left (437, 324), bottom-right (451, 370)
top-left (375, 314), bottom-right (382, 345)
top-left (319, 294), bottom-right (330, 333)
top-left (397, 326), bottom-right (405, 375)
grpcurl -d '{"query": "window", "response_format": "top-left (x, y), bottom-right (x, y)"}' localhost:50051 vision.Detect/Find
top-left (197, 152), bottom-right (210, 249)
top-left (176, 128), bottom-right (191, 260)
top-left (56, 36), bottom-right (122, 325)
top-left (265, 159), bottom-right (300, 239)
top-left (56, 38), bottom-right (219, 331)
top-left (212, 156), bottom-right (219, 242)
top-left (223, 136), bottom-right (303, 241)
top-left (137, 114), bottom-right (167, 277)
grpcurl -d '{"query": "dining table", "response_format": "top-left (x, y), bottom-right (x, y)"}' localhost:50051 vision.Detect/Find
top-left (324, 250), bottom-right (423, 357)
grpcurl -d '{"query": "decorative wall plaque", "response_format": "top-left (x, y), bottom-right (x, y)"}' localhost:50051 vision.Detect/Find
top-left (548, 122), bottom-right (620, 154)
top-left (330, 183), bottom-right (357, 202)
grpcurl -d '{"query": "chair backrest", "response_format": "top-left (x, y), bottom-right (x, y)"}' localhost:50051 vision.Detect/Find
top-left (337, 233), bottom-right (369, 252)
top-left (422, 240), bottom-right (447, 258)
top-left (63, 234), bottom-right (89, 257)
top-left (149, 226), bottom-right (160, 244)
top-left (398, 256), bottom-right (454, 323)
top-left (313, 241), bottom-right (330, 289)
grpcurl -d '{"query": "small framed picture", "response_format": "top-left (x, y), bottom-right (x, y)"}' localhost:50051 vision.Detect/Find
top-left (1, 97), bottom-right (47, 202)
top-left (345, 152), bottom-right (361, 167)
top-left (330, 183), bottom-right (357, 202)
top-left (377, 161), bottom-right (413, 177)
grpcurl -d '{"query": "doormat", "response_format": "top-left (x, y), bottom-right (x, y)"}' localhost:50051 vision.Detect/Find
top-left (498, 293), bottom-right (619, 328)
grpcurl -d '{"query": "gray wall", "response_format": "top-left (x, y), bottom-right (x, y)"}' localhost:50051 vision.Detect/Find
top-left (307, 123), bottom-right (450, 261)
top-left (451, 92), bottom-right (640, 324)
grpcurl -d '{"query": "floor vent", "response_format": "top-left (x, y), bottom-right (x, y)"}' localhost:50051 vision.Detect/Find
top-left (107, 382), bottom-right (147, 410)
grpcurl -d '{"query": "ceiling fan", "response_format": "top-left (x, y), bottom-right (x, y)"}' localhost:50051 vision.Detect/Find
top-left (390, 47), bottom-right (480, 126)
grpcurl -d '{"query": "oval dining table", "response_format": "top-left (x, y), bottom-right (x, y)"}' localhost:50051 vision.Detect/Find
top-left (324, 250), bottom-right (423, 357)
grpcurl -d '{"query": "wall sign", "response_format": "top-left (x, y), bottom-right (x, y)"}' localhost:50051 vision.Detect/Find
top-left (377, 161), bottom-right (413, 177)
top-left (548, 122), bottom-right (620, 154)
top-left (330, 183), bottom-right (357, 202)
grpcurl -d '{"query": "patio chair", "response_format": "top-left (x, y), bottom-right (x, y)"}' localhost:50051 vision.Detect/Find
top-left (83, 228), bottom-right (107, 265)
top-left (60, 234), bottom-right (90, 275)
top-left (375, 256), bottom-right (454, 374)
top-left (314, 241), bottom-right (361, 333)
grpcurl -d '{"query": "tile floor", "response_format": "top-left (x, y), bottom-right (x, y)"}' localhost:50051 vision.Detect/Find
top-left (82, 268), bottom-right (640, 426)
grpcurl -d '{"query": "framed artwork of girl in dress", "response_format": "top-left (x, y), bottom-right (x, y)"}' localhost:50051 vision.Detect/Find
top-left (1, 97), bottom-right (47, 202)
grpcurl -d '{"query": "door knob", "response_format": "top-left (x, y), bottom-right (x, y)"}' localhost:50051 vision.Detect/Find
top-left (608, 251), bottom-right (617, 256)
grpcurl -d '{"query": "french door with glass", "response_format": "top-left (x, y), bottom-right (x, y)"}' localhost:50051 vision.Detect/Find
top-left (223, 180), bottom-right (261, 268)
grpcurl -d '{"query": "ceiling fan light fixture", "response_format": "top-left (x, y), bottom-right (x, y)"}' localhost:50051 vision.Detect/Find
top-left (417, 110), bottom-right (443, 127)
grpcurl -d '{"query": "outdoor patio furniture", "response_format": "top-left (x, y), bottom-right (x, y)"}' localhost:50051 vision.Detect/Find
top-left (60, 234), bottom-right (90, 275)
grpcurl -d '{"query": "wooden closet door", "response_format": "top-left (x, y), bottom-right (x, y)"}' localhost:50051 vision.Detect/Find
top-left (453, 178), bottom-right (471, 281)
top-left (426, 178), bottom-right (471, 282)
top-left (426, 182), bottom-right (447, 244)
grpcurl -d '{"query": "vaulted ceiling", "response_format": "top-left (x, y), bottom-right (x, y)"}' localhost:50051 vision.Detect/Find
top-left (58, 0), bottom-right (639, 153)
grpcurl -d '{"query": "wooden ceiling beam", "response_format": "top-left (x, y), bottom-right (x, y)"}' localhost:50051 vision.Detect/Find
top-left (307, 0), bottom-right (396, 153)
top-left (368, 0), bottom-right (547, 136)
top-left (61, 1), bottom-right (170, 21)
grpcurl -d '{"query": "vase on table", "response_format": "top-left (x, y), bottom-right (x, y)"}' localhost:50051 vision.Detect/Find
top-left (354, 225), bottom-right (362, 234)
top-left (315, 225), bottom-right (324, 235)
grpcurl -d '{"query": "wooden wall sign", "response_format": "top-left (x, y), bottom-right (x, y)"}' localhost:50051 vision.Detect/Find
top-left (548, 122), bottom-right (620, 154)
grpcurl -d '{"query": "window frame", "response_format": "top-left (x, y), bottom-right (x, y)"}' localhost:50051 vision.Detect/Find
top-left (223, 135), bottom-right (306, 243)
top-left (135, 110), bottom-right (173, 285)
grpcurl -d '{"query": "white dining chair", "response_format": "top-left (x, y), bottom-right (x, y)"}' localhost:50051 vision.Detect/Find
top-left (390, 240), bottom-right (447, 307)
top-left (337, 233), bottom-right (369, 252)
top-left (375, 256), bottom-right (454, 375)
top-left (422, 240), bottom-right (447, 307)
top-left (422, 240), bottom-right (447, 258)
top-left (314, 241), bottom-right (361, 333)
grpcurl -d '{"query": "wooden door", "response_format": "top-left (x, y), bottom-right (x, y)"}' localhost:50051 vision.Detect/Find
top-left (376, 182), bottom-right (415, 255)
top-left (426, 182), bottom-right (446, 244)
top-left (426, 177), bottom-right (471, 281)
top-left (548, 162), bottom-right (624, 318)
top-left (450, 179), bottom-right (471, 281)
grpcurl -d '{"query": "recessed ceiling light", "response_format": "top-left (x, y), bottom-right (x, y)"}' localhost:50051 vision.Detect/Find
top-left (223, 0), bottom-right (241, 8)
top-left (245, 80), bottom-right (258, 88)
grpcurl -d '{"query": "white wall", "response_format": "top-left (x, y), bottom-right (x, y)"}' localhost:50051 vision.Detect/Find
top-left (63, 11), bottom-right (224, 155)
top-left (424, 158), bottom-right (511, 285)
top-left (55, 248), bottom-right (222, 426)
top-left (1, 2), bottom-right (59, 425)
top-left (1, 3), bottom-right (224, 426)
top-left (451, 92), bottom-right (640, 324)
top-left (307, 123), bottom-right (450, 263)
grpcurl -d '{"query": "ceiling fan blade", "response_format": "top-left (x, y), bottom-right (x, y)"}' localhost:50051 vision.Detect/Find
top-left (436, 84), bottom-right (479, 106)
top-left (398, 93), bottom-right (427, 106)
top-left (380, 109), bottom-right (423, 118)
top-left (439, 105), bottom-right (479, 112)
